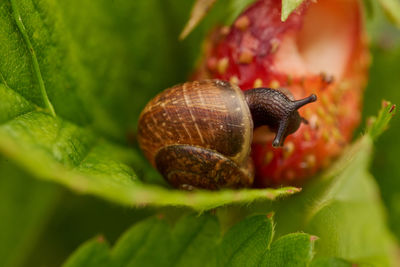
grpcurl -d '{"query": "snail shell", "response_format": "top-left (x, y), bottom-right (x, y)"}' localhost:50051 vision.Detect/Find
top-left (137, 80), bottom-right (254, 189)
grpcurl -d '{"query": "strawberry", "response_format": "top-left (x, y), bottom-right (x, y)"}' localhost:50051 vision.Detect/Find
top-left (193, 0), bottom-right (369, 186)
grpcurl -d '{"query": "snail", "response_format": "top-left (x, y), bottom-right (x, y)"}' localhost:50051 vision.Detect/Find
top-left (137, 80), bottom-right (316, 190)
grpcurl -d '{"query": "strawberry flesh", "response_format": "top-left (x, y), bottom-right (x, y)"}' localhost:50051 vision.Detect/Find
top-left (194, 0), bottom-right (369, 186)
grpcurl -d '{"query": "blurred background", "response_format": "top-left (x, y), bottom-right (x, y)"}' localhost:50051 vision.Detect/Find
top-left (1, 0), bottom-right (400, 266)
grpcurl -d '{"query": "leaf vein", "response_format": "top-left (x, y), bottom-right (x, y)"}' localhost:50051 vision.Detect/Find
top-left (0, 110), bottom-right (36, 126)
top-left (72, 139), bottom-right (98, 169)
top-left (9, 0), bottom-right (56, 117)
top-left (172, 218), bottom-right (208, 266)
top-left (225, 223), bottom-right (266, 266)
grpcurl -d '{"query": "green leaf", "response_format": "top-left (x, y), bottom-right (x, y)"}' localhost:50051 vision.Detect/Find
top-left (179, 0), bottom-right (257, 39)
top-left (281, 0), bottom-right (305, 21)
top-left (169, 214), bottom-right (220, 267)
top-left (218, 214), bottom-right (274, 266)
top-left (224, 0), bottom-right (258, 24)
top-left (377, 0), bottom-right (400, 28)
top-left (64, 214), bottom-right (316, 267)
top-left (367, 101), bottom-right (396, 140)
top-left (261, 233), bottom-right (316, 267)
top-left (0, 0), bottom-right (186, 139)
top-left (9, 0), bottom-right (55, 117)
top-left (63, 237), bottom-right (110, 267)
top-left (180, 0), bottom-right (217, 40)
top-left (363, 0), bottom-right (375, 20)
top-left (0, 157), bottom-right (59, 267)
top-left (0, 0), bottom-right (298, 210)
top-left (310, 257), bottom-right (353, 267)
top-left (110, 214), bottom-right (221, 267)
top-left (63, 214), bottom-right (219, 267)
top-left (111, 217), bottom-right (171, 267)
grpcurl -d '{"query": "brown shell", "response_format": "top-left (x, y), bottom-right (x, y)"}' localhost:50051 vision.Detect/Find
top-left (137, 80), bottom-right (253, 168)
top-left (155, 145), bottom-right (253, 190)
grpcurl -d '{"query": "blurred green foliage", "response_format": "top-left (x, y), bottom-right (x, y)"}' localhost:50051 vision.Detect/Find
top-left (363, 1), bottom-right (400, 242)
top-left (0, 159), bottom-right (154, 267)
top-left (26, 192), bottom-right (154, 266)
top-left (364, 45), bottom-right (400, 238)
top-left (0, 157), bottom-right (59, 267)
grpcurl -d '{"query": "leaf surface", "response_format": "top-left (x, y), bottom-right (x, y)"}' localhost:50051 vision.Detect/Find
top-left (310, 257), bottom-right (353, 267)
top-left (63, 214), bottom-right (316, 267)
top-left (180, 0), bottom-right (217, 40)
top-left (218, 215), bottom-right (274, 267)
top-left (281, 0), bottom-right (305, 21)
top-left (179, 0), bottom-right (258, 39)
top-left (377, 0), bottom-right (400, 27)
top-left (261, 233), bottom-right (315, 267)
top-left (63, 237), bottom-right (110, 267)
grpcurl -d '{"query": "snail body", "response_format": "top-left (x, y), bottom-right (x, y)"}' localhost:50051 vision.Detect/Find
top-left (138, 79), bottom-right (316, 190)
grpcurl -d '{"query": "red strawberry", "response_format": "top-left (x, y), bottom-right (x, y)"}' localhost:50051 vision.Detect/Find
top-left (194, 0), bottom-right (369, 186)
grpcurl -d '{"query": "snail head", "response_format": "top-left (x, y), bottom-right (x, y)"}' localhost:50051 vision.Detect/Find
top-left (244, 88), bottom-right (317, 147)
